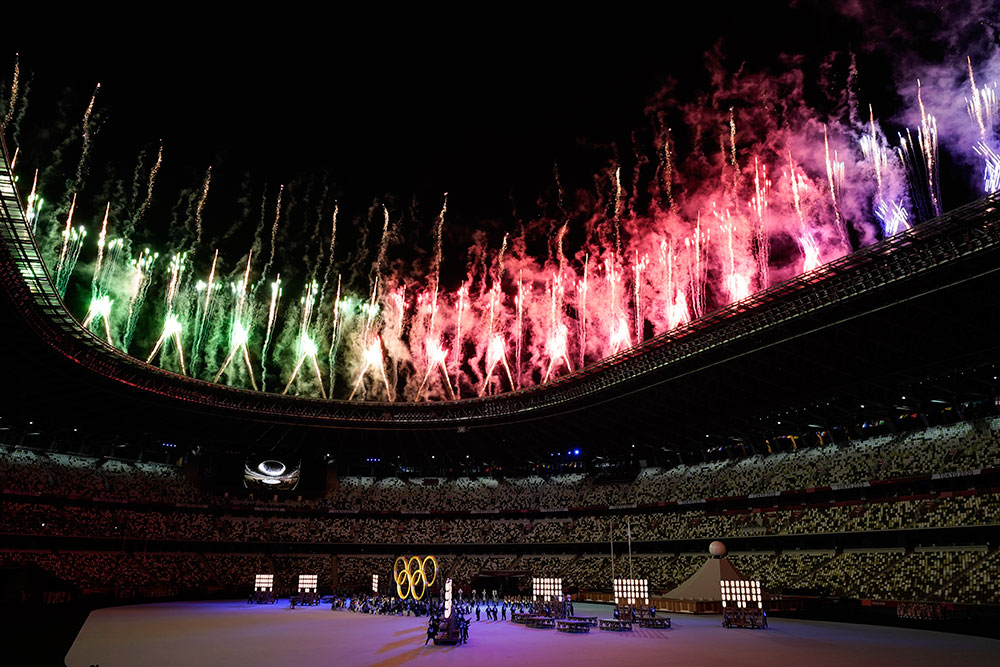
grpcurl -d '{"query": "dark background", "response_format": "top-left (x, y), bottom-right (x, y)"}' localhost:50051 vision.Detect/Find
top-left (0, 4), bottom-right (897, 234)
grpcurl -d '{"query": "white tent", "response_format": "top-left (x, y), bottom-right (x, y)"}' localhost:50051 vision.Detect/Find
top-left (665, 557), bottom-right (747, 602)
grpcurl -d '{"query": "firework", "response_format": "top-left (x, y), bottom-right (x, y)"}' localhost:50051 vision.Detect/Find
top-left (214, 253), bottom-right (257, 389)
top-left (145, 253), bottom-right (188, 374)
top-left (348, 335), bottom-right (393, 401)
top-left (24, 169), bottom-right (42, 233)
top-left (81, 294), bottom-right (114, 345)
top-left (19, 54), bottom-right (1000, 404)
top-left (542, 322), bottom-right (572, 383)
top-left (135, 142), bottom-right (163, 225)
top-left (3, 54), bottom-right (19, 127)
top-left (283, 280), bottom-right (325, 397)
top-left (480, 333), bottom-right (515, 396)
top-left (123, 248), bottom-right (157, 352)
top-left (146, 312), bottom-right (186, 375)
top-left (75, 83), bottom-right (100, 189)
top-left (54, 193), bottom-right (76, 292)
top-left (823, 126), bottom-right (847, 245)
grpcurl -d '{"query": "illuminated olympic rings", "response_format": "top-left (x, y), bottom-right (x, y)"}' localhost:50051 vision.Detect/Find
top-left (394, 555), bottom-right (438, 600)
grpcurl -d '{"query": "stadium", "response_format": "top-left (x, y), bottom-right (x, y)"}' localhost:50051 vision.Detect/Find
top-left (3, 7), bottom-right (1000, 666)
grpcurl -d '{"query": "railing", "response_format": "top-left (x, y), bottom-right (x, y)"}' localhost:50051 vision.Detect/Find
top-left (3, 126), bottom-right (1000, 426)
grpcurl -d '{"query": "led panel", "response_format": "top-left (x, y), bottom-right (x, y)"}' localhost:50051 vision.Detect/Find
top-left (255, 573), bottom-right (274, 591)
top-left (372, 574), bottom-right (379, 593)
top-left (720, 579), bottom-right (762, 609)
top-left (532, 576), bottom-right (562, 601)
top-left (298, 574), bottom-right (318, 593)
top-left (444, 578), bottom-right (454, 619)
top-left (613, 578), bottom-right (650, 605)
top-left (244, 459), bottom-right (301, 490)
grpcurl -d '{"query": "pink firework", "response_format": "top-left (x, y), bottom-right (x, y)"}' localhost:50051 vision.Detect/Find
top-left (543, 322), bottom-right (573, 383)
top-left (417, 337), bottom-right (454, 401)
top-left (480, 333), bottom-right (515, 396)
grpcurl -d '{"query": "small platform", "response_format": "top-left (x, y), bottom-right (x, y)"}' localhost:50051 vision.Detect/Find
top-left (722, 610), bottom-right (767, 629)
top-left (247, 591), bottom-right (276, 605)
top-left (511, 612), bottom-right (533, 625)
top-left (433, 636), bottom-right (461, 645)
top-left (526, 616), bottom-right (557, 629)
top-left (288, 593), bottom-right (321, 608)
top-left (556, 620), bottom-right (591, 633)
top-left (637, 617), bottom-right (671, 629)
top-left (599, 619), bottom-right (633, 632)
top-left (567, 615), bottom-right (598, 626)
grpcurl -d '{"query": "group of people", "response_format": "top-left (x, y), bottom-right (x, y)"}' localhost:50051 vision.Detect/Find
top-left (329, 592), bottom-right (433, 617)
top-left (473, 602), bottom-right (507, 621)
top-left (6, 418), bottom-right (998, 518)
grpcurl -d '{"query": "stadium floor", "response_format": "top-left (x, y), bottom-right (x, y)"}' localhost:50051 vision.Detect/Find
top-left (65, 601), bottom-right (1000, 667)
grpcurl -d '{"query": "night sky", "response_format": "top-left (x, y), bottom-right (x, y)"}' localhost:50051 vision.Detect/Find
top-left (2, 4), bottom-right (886, 232)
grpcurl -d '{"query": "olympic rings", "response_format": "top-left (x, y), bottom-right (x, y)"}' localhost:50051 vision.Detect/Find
top-left (394, 555), bottom-right (438, 600)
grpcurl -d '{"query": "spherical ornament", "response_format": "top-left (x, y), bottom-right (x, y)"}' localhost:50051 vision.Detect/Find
top-left (709, 540), bottom-right (727, 557)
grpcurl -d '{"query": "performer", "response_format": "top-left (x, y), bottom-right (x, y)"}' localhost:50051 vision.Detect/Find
top-left (501, 604), bottom-right (507, 621)
top-left (425, 617), bottom-right (438, 645)
top-left (475, 605), bottom-right (481, 621)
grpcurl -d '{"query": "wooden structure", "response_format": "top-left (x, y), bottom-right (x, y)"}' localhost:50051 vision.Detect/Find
top-left (567, 615), bottom-right (598, 626)
top-left (722, 609), bottom-right (767, 629)
top-left (599, 618), bottom-right (633, 631)
top-left (556, 620), bottom-right (591, 633)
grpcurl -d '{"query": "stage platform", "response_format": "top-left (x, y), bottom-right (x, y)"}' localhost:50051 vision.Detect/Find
top-left (65, 601), bottom-right (999, 667)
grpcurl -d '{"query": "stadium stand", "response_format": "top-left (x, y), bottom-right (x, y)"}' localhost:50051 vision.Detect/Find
top-left (2, 416), bottom-right (1000, 607)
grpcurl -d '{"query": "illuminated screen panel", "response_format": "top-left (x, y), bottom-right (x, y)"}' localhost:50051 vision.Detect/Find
top-left (532, 577), bottom-right (562, 601)
top-left (720, 579), bottom-right (762, 609)
top-left (298, 574), bottom-right (318, 593)
top-left (613, 578), bottom-right (649, 605)
top-left (244, 458), bottom-right (301, 491)
top-left (444, 578), bottom-right (454, 619)
top-left (255, 574), bottom-right (274, 591)
top-left (372, 574), bottom-right (379, 593)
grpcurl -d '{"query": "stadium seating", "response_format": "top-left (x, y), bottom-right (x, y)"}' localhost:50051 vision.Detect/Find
top-left (2, 417), bottom-right (999, 605)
